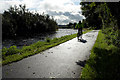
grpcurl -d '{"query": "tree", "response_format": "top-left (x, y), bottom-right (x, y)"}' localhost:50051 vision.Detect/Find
top-left (80, 2), bottom-right (102, 29)
top-left (80, 2), bottom-right (120, 47)
top-left (2, 4), bottom-right (58, 39)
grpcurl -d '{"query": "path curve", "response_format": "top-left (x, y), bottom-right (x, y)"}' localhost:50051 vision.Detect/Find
top-left (2, 30), bottom-right (99, 78)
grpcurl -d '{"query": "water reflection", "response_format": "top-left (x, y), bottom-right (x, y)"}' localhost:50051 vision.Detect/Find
top-left (2, 29), bottom-right (77, 48)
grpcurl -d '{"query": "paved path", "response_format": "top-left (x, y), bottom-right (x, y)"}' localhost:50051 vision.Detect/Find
top-left (2, 30), bottom-right (99, 78)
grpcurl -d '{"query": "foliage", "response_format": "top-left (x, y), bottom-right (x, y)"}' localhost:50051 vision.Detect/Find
top-left (2, 5), bottom-right (58, 39)
top-left (106, 2), bottom-right (120, 29)
top-left (80, 2), bottom-right (120, 47)
top-left (80, 2), bottom-right (102, 29)
top-left (58, 22), bottom-right (76, 29)
top-left (80, 2), bottom-right (120, 79)
top-left (2, 46), bottom-right (20, 60)
top-left (67, 22), bottom-right (74, 28)
top-left (81, 31), bottom-right (120, 79)
top-left (46, 37), bottom-right (51, 43)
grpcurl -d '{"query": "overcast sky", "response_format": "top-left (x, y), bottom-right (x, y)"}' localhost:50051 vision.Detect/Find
top-left (0, 0), bottom-right (85, 25)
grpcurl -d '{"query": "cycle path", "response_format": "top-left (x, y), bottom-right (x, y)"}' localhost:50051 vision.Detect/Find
top-left (2, 30), bottom-right (99, 78)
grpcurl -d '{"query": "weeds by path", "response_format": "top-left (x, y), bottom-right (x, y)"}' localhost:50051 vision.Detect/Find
top-left (80, 30), bottom-right (120, 80)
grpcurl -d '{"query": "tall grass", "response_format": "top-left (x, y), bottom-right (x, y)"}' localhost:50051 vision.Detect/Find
top-left (80, 30), bottom-right (120, 79)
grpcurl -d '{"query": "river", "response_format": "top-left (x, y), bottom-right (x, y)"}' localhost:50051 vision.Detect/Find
top-left (2, 29), bottom-right (77, 48)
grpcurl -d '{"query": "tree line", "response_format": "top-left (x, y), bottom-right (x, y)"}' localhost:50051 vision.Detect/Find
top-left (2, 5), bottom-right (58, 39)
top-left (80, 2), bottom-right (120, 47)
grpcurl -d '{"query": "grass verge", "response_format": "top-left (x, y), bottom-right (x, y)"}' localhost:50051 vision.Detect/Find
top-left (2, 29), bottom-right (92, 65)
top-left (80, 30), bottom-right (120, 80)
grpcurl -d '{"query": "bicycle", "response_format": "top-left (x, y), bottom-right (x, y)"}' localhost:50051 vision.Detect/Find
top-left (77, 31), bottom-right (83, 41)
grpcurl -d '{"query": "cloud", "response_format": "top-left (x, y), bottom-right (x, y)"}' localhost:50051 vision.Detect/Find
top-left (0, 0), bottom-right (85, 25)
top-left (0, 1), bottom-right (10, 13)
top-left (47, 11), bottom-right (84, 25)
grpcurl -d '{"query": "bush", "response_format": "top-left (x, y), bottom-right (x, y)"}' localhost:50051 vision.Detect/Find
top-left (46, 38), bottom-right (51, 43)
top-left (2, 46), bottom-right (19, 56)
top-left (2, 5), bottom-right (58, 39)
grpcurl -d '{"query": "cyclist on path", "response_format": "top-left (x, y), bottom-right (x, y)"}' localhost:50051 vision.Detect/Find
top-left (75, 21), bottom-right (83, 40)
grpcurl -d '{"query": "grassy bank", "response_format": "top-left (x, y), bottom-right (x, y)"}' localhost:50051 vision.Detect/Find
top-left (80, 30), bottom-right (120, 79)
top-left (2, 29), bottom-right (91, 65)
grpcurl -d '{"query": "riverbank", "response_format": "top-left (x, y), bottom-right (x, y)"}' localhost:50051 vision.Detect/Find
top-left (2, 30), bottom-right (99, 78)
top-left (80, 30), bottom-right (120, 79)
top-left (2, 29), bottom-right (92, 65)
top-left (2, 29), bottom-right (77, 48)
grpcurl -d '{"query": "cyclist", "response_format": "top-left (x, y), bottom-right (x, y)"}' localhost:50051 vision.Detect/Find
top-left (75, 21), bottom-right (83, 40)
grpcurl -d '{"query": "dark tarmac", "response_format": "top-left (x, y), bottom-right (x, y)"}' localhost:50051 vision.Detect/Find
top-left (2, 30), bottom-right (99, 78)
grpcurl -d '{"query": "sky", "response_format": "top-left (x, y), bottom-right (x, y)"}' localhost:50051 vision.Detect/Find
top-left (0, 0), bottom-right (85, 25)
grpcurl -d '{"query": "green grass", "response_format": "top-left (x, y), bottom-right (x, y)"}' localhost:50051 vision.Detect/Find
top-left (2, 29), bottom-right (92, 65)
top-left (80, 30), bottom-right (120, 80)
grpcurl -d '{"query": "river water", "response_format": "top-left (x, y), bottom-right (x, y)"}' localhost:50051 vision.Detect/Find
top-left (2, 29), bottom-right (77, 48)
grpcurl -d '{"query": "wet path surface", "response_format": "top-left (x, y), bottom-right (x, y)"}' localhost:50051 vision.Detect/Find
top-left (2, 30), bottom-right (99, 78)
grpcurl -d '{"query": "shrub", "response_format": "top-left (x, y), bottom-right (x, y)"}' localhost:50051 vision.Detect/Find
top-left (46, 37), bottom-right (51, 43)
top-left (2, 46), bottom-right (19, 59)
